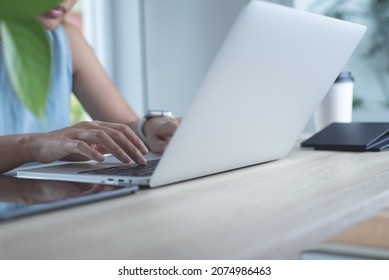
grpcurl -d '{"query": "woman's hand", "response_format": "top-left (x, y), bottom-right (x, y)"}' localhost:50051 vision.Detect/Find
top-left (30, 121), bottom-right (148, 165)
top-left (143, 117), bottom-right (181, 153)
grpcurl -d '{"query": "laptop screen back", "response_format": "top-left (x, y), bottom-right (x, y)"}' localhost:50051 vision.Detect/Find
top-left (150, 1), bottom-right (366, 186)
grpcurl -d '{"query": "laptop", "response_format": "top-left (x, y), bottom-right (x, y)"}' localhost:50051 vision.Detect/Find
top-left (17, 1), bottom-right (366, 187)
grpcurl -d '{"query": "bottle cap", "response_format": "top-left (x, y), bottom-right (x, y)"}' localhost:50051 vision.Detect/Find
top-left (335, 71), bottom-right (354, 83)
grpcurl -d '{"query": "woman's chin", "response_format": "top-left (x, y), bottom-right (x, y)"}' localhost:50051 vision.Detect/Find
top-left (38, 18), bottom-right (62, 30)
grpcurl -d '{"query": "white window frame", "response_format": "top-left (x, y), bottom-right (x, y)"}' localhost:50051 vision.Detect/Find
top-left (83, 0), bottom-right (147, 116)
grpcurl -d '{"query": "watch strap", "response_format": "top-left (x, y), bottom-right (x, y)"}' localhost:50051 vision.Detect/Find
top-left (135, 117), bottom-right (147, 142)
top-left (135, 110), bottom-right (174, 142)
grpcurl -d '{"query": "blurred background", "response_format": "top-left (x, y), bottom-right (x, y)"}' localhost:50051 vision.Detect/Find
top-left (67, 0), bottom-right (389, 125)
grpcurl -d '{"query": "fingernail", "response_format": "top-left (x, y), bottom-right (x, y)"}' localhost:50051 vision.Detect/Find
top-left (97, 153), bottom-right (105, 162)
top-left (137, 152), bottom-right (147, 165)
top-left (122, 154), bottom-right (131, 163)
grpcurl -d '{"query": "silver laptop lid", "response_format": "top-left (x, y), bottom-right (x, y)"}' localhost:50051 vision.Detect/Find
top-left (150, 1), bottom-right (366, 187)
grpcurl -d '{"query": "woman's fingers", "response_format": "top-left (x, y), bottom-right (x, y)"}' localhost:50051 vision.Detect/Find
top-left (64, 140), bottom-right (105, 162)
top-left (142, 118), bottom-right (180, 153)
top-left (37, 121), bottom-right (150, 165)
top-left (94, 121), bottom-right (148, 154)
top-left (149, 139), bottom-right (169, 154)
top-left (72, 122), bottom-right (148, 165)
top-left (161, 120), bottom-right (179, 140)
top-left (75, 129), bottom-right (134, 164)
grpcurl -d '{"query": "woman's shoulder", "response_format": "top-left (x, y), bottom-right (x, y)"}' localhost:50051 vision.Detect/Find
top-left (63, 20), bottom-right (82, 37)
top-left (63, 21), bottom-right (86, 49)
top-left (62, 21), bottom-right (93, 75)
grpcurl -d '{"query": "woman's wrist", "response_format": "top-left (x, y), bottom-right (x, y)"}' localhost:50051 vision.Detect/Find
top-left (129, 118), bottom-right (147, 143)
top-left (132, 111), bottom-right (173, 138)
top-left (17, 133), bottom-right (41, 163)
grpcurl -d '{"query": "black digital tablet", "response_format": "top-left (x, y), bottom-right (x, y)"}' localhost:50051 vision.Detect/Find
top-left (301, 122), bottom-right (389, 152)
top-left (0, 176), bottom-right (138, 222)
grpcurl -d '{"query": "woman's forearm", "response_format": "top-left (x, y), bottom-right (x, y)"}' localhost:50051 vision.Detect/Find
top-left (0, 134), bottom-right (37, 174)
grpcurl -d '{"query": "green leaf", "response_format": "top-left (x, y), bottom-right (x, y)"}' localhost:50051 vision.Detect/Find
top-left (0, 0), bottom-right (62, 20)
top-left (1, 19), bottom-right (51, 120)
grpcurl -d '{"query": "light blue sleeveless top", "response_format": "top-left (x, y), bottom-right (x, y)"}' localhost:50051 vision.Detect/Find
top-left (0, 25), bottom-right (72, 135)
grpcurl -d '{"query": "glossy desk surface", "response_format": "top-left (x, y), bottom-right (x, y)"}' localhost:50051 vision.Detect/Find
top-left (1, 142), bottom-right (389, 259)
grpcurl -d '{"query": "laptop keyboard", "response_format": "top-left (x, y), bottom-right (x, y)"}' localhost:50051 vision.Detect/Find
top-left (78, 159), bottom-right (160, 177)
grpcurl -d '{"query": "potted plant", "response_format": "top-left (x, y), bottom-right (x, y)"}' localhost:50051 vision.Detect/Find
top-left (0, 0), bottom-right (61, 119)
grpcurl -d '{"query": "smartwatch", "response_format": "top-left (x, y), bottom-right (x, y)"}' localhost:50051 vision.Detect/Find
top-left (136, 110), bottom-right (174, 142)
top-left (145, 110), bottom-right (174, 119)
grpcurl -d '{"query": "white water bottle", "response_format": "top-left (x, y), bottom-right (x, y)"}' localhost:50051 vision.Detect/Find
top-left (314, 71), bottom-right (354, 132)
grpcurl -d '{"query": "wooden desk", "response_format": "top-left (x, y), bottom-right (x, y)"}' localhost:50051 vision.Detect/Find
top-left (1, 144), bottom-right (389, 259)
top-left (301, 209), bottom-right (389, 260)
top-left (302, 209), bottom-right (389, 259)
top-left (331, 209), bottom-right (389, 249)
